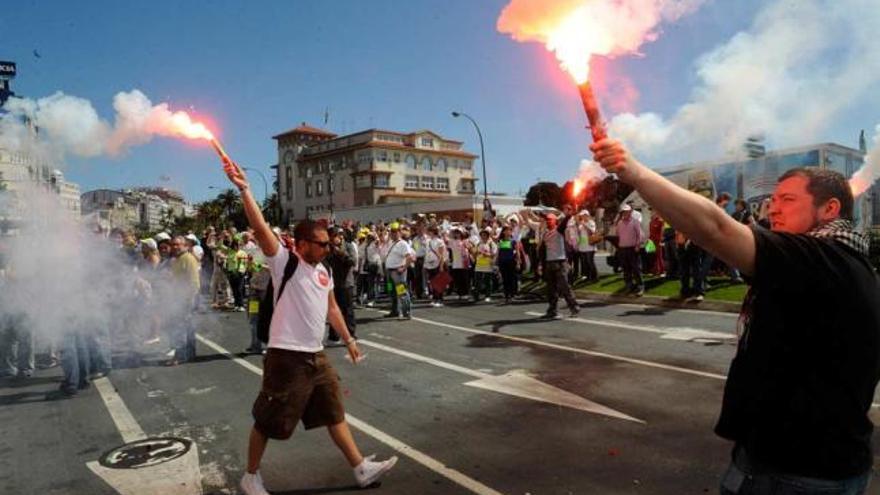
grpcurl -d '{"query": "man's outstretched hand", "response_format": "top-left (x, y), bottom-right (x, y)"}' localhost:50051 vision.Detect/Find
top-left (222, 155), bottom-right (249, 191)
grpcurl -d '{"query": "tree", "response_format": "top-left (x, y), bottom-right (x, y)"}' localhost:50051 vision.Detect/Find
top-left (524, 182), bottom-right (562, 208)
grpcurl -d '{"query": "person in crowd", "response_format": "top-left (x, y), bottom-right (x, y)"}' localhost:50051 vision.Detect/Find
top-left (496, 225), bottom-right (521, 304)
top-left (362, 232), bottom-right (382, 307)
top-left (225, 238), bottom-right (249, 312)
top-left (326, 226), bottom-right (358, 341)
top-left (222, 159), bottom-right (397, 495)
top-left (448, 227), bottom-right (473, 301)
top-left (411, 223), bottom-right (428, 299)
top-left (383, 223), bottom-right (415, 319)
top-left (662, 220), bottom-right (679, 279)
top-left (167, 235), bottom-right (201, 366)
top-left (648, 212), bottom-right (666, 277)
top-left (423, 225), bottom-right (448, 307)
top-left (209, 233), bottom-right (233, 309)
top-left (615, 204), bottom-right (645, 296)
top-left (525, 206), bottom-right (580, 318)
top-left (245, 253), bottom-right (270, 354)
top-left (592, 138), bottom-right (879, 495)
top-left (473, 228), bottom-right (498, 302)
top-left (677, 231), bottom-right (706, 302)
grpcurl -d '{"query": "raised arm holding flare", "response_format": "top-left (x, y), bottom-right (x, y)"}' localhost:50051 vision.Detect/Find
top-left (222, 157), bottom-right (278, 258)
top-left (592, 138), bottom-right (880, 494)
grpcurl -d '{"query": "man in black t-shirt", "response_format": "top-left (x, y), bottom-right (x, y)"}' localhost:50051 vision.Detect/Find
top-left (592, 139), bottom-right (879, 494)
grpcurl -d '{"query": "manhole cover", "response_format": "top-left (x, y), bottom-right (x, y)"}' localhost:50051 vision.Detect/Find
top-left (99, 437), bottom-right (192, 469)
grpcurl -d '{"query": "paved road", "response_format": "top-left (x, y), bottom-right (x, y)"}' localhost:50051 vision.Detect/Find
top-left (2, 297), bottom-right (878, 494)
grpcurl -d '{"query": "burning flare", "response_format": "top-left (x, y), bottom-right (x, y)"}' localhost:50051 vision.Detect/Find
top-left (497, 0), bottom-right (705, 84)
top-left (849, 124), bottom-right (880, 197)
top-left (168, 112), bottom-right (214, 141)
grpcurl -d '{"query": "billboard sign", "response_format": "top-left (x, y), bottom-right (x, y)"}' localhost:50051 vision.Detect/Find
top-left (0, 61), bottom-right (16, 77)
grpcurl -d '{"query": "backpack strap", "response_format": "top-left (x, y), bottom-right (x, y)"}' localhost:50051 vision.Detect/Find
top-left (275, 251), bottom-right (300, 302)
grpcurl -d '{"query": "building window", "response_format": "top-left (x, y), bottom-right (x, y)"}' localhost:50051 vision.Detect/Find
top-left (285, 166), bottom-right (293, 200)
top-left (420, 137), bottom-right (434, 148)
top-left (355, 175), bottom-right (370, 189)
top-left (420, 156), bottom-right (432, 171)
top-left (461, 160), bottom-right (473, 171)
top-left (436, 177), bottom-right (449, 191)
top-left (316, 180), bottom-right (324, 196)
top-left (305, 181), bottom-right (312, 198)
top-left (405, 175), bottom-right (419, 189)
top-left (420, 176), bottom-right (435, 190)
top-left (358, 151), bottom-right (370, 164)
top-left (435, 158), bottom-right (447, 172)
top-left (328, 177), bottom-right (334, 194)
top-left (393, 152), bottom-right (401, 162)
top-left (405, 155), bottom-right (417, 170)
top-left (306, 166), bottom-right (314, 178)
top-left (374, 175), bottom-right (390, 188)
top-left (377, 150), bottom-right (388, 162)
top-left (459, 180), bottom-right (474, 192)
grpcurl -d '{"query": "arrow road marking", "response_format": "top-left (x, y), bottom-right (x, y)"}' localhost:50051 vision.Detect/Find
top-left (358, 337), bottom-right (644, 424)
top-left (87, 377), bottom-right (203, 495)
top-left (195, 334), bottom-right (504, 495)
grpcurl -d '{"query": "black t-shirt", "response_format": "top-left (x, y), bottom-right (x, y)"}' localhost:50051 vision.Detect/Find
top-left (715, 227), bottom-right (880, 479)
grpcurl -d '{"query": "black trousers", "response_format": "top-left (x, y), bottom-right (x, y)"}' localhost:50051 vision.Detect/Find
top-left (498, 260), bottom-right (518, 299)
top-left (451, 268), bottom-right (470, 297)
top-left (618, 247), bottom-right (643, 291)
top-left (328, 286), bottom-right (356, 340)
top-left (545, 260), bottom-right (578, 314)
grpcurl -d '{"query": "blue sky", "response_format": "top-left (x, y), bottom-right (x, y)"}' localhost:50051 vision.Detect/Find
top-left (3, 0), bottom-right (870, 202)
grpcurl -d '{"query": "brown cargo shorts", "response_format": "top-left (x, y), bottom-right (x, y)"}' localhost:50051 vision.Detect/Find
top-left (252, 349), bottom-right (346, 440)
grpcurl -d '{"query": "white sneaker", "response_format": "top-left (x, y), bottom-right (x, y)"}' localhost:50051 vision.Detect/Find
top-left (366, 301), bottom-right (375, 308)
top-left (240, 471), bottom-right (269, 495)
top-left (484, 297), bottom-right (491, 303)
top-left (354, 454), bottom-right (398, 488)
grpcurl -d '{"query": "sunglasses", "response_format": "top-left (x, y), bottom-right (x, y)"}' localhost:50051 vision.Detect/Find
top-left (304, 239), bottom-right (331, 248)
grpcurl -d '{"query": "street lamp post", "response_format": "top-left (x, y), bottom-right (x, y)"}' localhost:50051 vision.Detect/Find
top-left (452, 111), bottom-right (489, 214)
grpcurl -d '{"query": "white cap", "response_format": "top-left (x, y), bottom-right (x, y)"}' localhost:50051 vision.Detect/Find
top-left (184, 233), bottom-right (199, 245)
top-left (579, 209), bottom-right (591, 216)
top-left (620, 204), bottom-right (632, 212)
top-left (155, 232), bottom-right (171, 242)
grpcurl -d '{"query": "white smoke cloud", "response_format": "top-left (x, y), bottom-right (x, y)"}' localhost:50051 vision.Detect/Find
top-left (610, 0), bottom-right (880, 161)
top-left (850, 124), bottom-right (880, 197)
top-left (0, 89), bottom-right (210, 161)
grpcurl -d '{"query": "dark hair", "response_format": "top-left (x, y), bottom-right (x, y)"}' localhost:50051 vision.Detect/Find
top-left (716, 192), bottom-right (732, 205)
top-left (293, 220), bottom-right (327, 245)
top-left (734, 198), bottom-right (747, 209)
top-left (778, 167), bottom-right (854, 221)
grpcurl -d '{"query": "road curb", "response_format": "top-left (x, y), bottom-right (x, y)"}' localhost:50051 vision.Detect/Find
top-left (573, 289), bottom-right (742, 314)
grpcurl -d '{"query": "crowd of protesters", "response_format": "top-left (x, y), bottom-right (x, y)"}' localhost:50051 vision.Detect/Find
top-left (0, 192), bottom-right (761, 397)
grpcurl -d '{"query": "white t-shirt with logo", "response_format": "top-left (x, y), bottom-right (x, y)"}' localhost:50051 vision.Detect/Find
top-left (266, 245), bottom-right (333, 353)
top-left (385, 239), bottom-right (414, 270)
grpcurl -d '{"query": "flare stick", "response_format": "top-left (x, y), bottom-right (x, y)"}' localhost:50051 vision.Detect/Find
top-left (209, 137), bottom-right (232, 164)
top-left (578, 82), bottom-right (607, 143)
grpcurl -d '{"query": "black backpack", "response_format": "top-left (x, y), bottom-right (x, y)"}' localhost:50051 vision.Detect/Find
top-left (256, 253), bottom-right (332, 344)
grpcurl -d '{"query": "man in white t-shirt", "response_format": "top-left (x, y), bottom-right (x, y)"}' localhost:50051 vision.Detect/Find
top-left (222, 159), bottom-right (397, 495)
top-left (383, 223), bottom-right (415, 319)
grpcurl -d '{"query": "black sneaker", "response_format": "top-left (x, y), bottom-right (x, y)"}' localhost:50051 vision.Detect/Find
top-left (383, 313), bottom-right (400, 318)
top-left (568, 308), bottom-right (580, 318)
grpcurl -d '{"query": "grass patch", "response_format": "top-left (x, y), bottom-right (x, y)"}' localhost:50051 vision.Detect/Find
top-left (574, 274), bottom-right (747, 303)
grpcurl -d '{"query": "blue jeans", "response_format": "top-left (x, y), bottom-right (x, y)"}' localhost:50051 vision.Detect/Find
top-left (720, 448), bottom-right (871, 494)
top-left (0, 314), bottom-right (34, 377)
top-left (171, 296), bottom-right (197, 362)
top-left (388, 269), bottom-right (411, 317)
top-left (61, 331), bottom-right (91, 390)
top-left (87, 322), bottom-right (112, 374)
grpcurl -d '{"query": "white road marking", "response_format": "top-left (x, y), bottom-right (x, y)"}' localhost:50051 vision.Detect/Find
top-left (523, 311), bottom-right (735, 341)
top-left (386, 312), bottom-right (880, 409)
top-left (89, 377), bottom-right (203, 495)
top-left (577, 298), bottom-right (739, 317)
top-left (93, 377), bottom-right (147, 444)
top-left (359, 337), bottom-right (643, 423)
top-left (387, 312), bottom-right (728, 380)
top-left (195, 334), bottom-right (504, 495)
